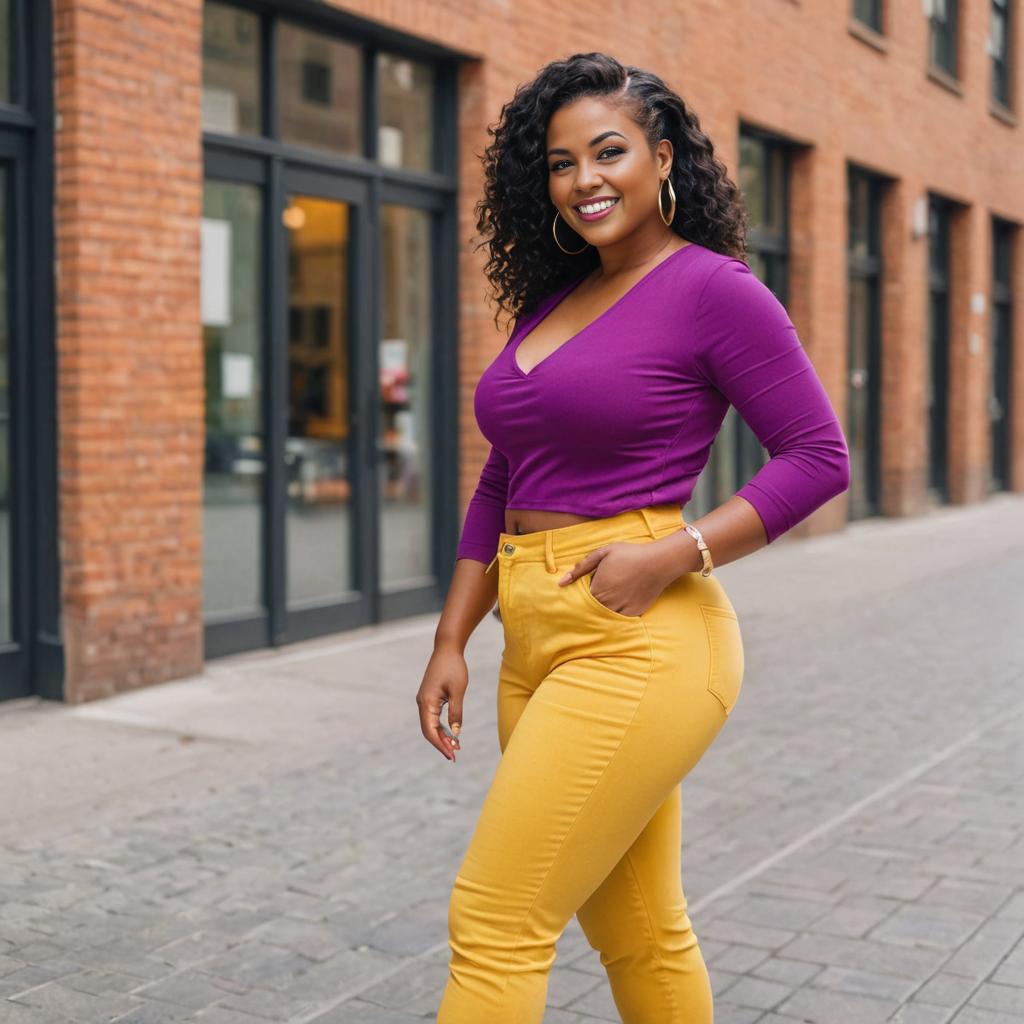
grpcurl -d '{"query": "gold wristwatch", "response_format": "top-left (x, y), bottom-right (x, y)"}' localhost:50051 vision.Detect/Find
top-left (683, 523), bottom-right (713, 576)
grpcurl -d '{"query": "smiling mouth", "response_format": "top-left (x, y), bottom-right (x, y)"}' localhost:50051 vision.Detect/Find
top-left (574, 197), bottom-right (620, 217)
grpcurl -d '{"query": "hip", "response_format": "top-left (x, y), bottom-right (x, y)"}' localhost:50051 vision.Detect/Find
top-left (492, 504), bottom-right (745, 717)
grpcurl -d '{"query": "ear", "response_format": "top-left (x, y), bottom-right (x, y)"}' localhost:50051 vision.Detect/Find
top-left (656, 138), bottom-right (674, 175)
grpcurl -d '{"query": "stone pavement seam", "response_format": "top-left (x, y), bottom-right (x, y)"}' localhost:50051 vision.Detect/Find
top-left (687, 694), bottom-right (1024, 917)
top-left (284, 939), bottom-right (450, 1024)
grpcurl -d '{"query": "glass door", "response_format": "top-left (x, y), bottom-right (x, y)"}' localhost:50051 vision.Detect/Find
top-left (279, 169), bottom-right (372, 643)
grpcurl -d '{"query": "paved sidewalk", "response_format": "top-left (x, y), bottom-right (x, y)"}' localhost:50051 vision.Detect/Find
top-left (1, 493), bottom-right (1022, 1024)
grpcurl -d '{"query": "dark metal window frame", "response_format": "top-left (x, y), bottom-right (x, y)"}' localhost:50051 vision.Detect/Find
top-left (0, 0), bottom-right (59, 700)
top-left (202, 0), bottom-right (463, 657)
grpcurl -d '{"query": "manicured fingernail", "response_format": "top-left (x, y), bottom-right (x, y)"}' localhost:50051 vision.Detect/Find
top-left (452, 723), bottom-right (461, 735)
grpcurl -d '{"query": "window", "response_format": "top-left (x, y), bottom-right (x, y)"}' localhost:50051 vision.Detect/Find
top-left (377, 52), bottom-right (437, 172)
top-left (990, 0), bottom-right (1013, 109)
top-left (852, 0), bottom-right (883, 33)
top-left (929, 0), bottom-right (959, 77)
top-left (201, 2), bottom-right (262, 136)
top-left (989, 219), bottom-right (1015, 491)
top-left (278, 23), bottom-right (362, 156)
top-left (301, 60), bottom-right (331, 106)
top-left (201, 180), bottom-right (264, 619)
top-left (200, 0), bottom-right (457, 656)
top-left (846, 166), bottom-right (886, 521)
top-left (0, 0), bottom-right (56, 698)
top-left (925, 196), bottom-right (953, 500)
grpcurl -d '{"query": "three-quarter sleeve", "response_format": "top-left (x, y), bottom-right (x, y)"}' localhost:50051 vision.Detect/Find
top-left (694, 259), bottom-right (851, 544)
top-left (455, 443), bottom-right (509, 563)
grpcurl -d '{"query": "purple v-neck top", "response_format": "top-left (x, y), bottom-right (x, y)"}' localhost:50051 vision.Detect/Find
top-left (456, 242), bottom-right (850, 564)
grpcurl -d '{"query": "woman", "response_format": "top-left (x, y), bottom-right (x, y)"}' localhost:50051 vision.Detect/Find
top-left (417, 52), bottom-right (850, 1023)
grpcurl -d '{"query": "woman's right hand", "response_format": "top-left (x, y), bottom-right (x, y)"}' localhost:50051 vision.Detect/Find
top-left (416, 646), bottom-right (468, 762)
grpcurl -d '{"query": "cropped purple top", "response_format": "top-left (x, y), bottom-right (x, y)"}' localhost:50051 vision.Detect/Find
top-left (456, 242), bottom-right (850, 564)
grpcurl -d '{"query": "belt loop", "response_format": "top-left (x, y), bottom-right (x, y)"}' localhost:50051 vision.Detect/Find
top-left (639, 506), bottom-right (658, 539)
top-left (544, 530), bottom-right (557, 573)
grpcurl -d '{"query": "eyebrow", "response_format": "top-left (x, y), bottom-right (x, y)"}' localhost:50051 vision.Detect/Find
top-left (546, 130), bottom-right (628, 157)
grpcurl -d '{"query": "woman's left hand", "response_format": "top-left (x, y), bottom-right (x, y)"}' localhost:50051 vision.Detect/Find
top-left (557, 541), bottom-right (672, 617)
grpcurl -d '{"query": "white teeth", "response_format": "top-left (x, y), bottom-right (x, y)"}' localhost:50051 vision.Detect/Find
top-left (577, 198), bottom-right (617, 215)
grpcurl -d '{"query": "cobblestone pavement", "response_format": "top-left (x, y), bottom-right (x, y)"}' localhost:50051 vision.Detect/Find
top-left (1, 493), bottom-right (1022, 1024)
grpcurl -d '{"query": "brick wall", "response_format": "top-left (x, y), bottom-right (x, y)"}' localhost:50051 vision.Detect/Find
top-left (54, 0), bottom-right (204, 702)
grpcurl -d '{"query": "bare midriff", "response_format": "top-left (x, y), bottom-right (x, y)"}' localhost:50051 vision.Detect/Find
top-left (503, 508), bottom-right (603, 536)
top-left (503, 505), bottom-right (682, 536)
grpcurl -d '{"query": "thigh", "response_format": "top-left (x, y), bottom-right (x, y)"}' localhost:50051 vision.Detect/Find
top-left (575, 784), bottom-right (687, 950)
top-left (496, 651), bottom-right (535, 754)
top-left (454, 637), bottom-right (722, 942)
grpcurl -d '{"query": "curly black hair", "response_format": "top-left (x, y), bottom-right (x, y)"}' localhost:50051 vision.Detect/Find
top-left (472, 52), bottom-right (749, 335)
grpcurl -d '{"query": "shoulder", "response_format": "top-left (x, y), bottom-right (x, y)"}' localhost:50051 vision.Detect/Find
top-left (657, 244), bottom-right (777, 313)
top-left (694, 253), bottom-right (790, 329)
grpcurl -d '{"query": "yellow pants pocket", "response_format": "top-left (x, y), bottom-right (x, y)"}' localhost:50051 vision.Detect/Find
top-left (700, 604), bottom-right (744, 716)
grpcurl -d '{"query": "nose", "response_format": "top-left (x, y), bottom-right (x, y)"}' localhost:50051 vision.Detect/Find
top-left (573, 160), bottom-right (606, 192)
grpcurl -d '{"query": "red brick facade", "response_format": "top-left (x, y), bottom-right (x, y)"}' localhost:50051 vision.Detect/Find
top-left (51, 0), bottom-right (1022, 702)
top-left (54, 0), bottom-right (204, 701)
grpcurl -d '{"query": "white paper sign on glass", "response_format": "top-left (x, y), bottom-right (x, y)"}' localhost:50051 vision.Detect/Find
top-left (201, 218), bottom-right (232, 327)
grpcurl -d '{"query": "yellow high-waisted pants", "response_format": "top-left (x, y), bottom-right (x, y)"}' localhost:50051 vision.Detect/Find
top-left (437, 504), bottom-right (745, 1024)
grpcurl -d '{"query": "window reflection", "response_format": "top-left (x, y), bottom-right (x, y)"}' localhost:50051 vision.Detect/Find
top-left (202, 181), bottom-right (265, 617)
top-left (377, 53), bottom-right (435, 171)
top-left (279, 24), bottom-right (362, 156)
top-left (379, 205), bottom-right (433, 588)
top-left (202, 2), bottom-right (262, 136)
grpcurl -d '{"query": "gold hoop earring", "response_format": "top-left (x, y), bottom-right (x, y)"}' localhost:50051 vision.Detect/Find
top-left (659, 177), bottom-right (676, 227)
top-left (551, 209), bottom-right (589, 255)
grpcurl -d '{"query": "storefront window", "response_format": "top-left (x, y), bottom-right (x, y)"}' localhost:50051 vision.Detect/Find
top-left (278, 23), bottom-right (362, 156)
top-left (379, 205), bottom-right (433, 587)
top-left (377, 52), bottom-right (435, 171)
top-left (201, 180), bottom-right (265, 617)
top-left (202, 2), bottom-right (262, 135)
